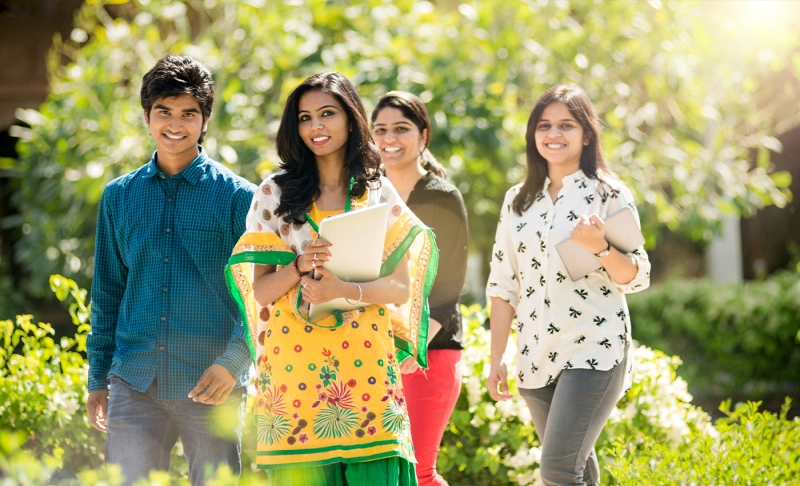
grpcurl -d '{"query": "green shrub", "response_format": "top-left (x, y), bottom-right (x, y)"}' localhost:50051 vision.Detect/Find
top-left (0, 275), bottom-right (261, 485)
top-left (627, 270), bottom-right (800, 398)
top-left (0, 275), bottom-right (102, 473)
top-left (437, 305), bottom-right (537, 485)
top-left (607, 399), bottom-right (800, 485)
top-left (0, 258), bottom-right (24, 320)
top-left (3, 276), bottom-right (798, 485)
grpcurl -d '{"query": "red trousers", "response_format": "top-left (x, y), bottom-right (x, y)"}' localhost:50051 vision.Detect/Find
top-left (401, 349), bottom-right (463, 486)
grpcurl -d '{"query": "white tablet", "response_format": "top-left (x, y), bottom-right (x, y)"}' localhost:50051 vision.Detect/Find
top-left (308, 203), bottom-right (390, 320)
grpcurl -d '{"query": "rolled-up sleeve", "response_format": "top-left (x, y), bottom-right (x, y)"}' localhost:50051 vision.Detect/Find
top-left (608, 189), bottom-right (650, 294)
top-left (486, 189), bottom-right (521, 309)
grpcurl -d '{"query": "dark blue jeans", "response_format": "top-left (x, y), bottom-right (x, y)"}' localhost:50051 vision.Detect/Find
top-left (518, 356), bottom-right (627, 486)
top-left (105, 376), bottom-right (245, 486)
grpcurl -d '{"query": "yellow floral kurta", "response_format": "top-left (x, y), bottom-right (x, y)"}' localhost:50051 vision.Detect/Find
top-left (226, 174), bottom-right (438, 470)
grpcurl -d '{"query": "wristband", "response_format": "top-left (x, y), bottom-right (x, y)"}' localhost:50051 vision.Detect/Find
top-left (293, 255), bottom-right (309, 277)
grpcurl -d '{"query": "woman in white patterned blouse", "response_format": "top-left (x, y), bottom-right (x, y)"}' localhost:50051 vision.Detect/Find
top-left (485, 84), bottom-right (650, 486)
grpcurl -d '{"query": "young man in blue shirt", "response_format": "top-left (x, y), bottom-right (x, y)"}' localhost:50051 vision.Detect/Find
top-left (85, 55), bottom-right (256, 485)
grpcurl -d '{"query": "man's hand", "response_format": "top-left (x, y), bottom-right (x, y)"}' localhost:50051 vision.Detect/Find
top-left (189, 364), bottom-right (236, 405)
top-left (86, 390), bottom-right (110, 432)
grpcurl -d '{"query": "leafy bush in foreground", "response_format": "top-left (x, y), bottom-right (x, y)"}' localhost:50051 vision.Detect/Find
top-left (0, 275), bottom-right (102, 472)
top-left (1, 276), bottom-right (798, 485)
top-left (607, 399), bottom-right (800, 485)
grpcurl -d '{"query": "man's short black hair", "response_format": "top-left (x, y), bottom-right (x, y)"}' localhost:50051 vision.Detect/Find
top-left (140, 55), bottom-right (214, 143)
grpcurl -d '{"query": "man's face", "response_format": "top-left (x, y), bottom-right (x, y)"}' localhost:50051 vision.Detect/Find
top-left (144, 94), bottom-right (208, 161)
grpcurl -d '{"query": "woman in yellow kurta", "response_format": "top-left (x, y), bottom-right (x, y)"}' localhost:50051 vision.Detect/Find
top-left (226, 72), bottom-right (437, 485)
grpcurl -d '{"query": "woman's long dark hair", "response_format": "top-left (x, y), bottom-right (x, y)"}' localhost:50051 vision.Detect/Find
top-left (512, 84), bottom-right (610, 215)
top-left (371, 91), bottom-right (448, 178)
top-left (274, 72), bottom-right (381, 224)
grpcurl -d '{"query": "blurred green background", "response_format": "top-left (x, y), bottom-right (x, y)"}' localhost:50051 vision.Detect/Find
top-left (1, 0), bottom-right (800, 483)
top-left (1, 0), bottom-right (799, 309)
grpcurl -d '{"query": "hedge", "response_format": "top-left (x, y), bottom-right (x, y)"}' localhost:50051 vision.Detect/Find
top-left (627, 270), bottom-right (800, 398)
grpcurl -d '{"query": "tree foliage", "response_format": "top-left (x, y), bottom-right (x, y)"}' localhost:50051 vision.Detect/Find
top-left (6, 0), bottom-right (797, 299)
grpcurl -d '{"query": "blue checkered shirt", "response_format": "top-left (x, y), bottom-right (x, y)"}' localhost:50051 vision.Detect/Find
top-left (87, 147), bottom-right (256, 400)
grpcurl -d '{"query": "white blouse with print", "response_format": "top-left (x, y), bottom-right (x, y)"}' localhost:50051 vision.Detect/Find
top-left (486, 169), bottom-right (650, 390)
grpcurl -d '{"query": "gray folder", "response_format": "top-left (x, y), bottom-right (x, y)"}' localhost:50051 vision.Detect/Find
top-left (554, 207), bottom-right (645, 281)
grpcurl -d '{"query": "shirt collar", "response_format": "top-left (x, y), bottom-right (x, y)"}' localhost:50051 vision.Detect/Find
top-left (141, 146), bottom-right (208, 185)
top-left (544, 168), bottom-right (586, 191)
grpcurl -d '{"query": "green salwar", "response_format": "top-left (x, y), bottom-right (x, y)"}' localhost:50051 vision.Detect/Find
top-left (267, 457), bottom-right (417, 486)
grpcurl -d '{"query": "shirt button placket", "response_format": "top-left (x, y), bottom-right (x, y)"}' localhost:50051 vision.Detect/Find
top-left (541, 202), bottom-right (554, 310)
top-left (542, 205), bottom-right (552, 263)
top-left (159, 178), bottom-right (176, 378)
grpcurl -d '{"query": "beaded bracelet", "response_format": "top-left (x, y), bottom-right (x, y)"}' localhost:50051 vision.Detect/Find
top-left (344, 282), bottom-right (362, 305)
top-left (293, 255), bottom-right (308, 277)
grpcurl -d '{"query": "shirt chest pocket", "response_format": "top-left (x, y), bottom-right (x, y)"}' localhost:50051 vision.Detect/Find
top-left (180, 228), bottom-right (228, 273)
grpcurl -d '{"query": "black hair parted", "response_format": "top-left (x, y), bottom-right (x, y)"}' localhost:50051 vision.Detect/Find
top-left (372, 90), bottom-right (448, 179)
top-left (274, 72), bottom-right (381, 225)
top-left (140, 55), bottom-right (214, 143)
top-left (512, 84), bottom-right (610, 215)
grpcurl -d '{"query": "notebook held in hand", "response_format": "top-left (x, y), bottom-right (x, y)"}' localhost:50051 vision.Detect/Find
top-left (308, 203), bottom-right (390, 320)
top-left (555, 206), bottom-right (645, 281)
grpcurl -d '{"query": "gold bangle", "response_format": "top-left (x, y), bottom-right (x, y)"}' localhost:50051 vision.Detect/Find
top-left (344, 283), bottom-right (362, 305)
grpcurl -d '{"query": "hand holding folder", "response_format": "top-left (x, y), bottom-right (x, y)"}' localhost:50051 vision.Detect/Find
top-left (555, 207), bottom-right (645, 281)
top-left (307, 203), bottom-right (390, 320)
